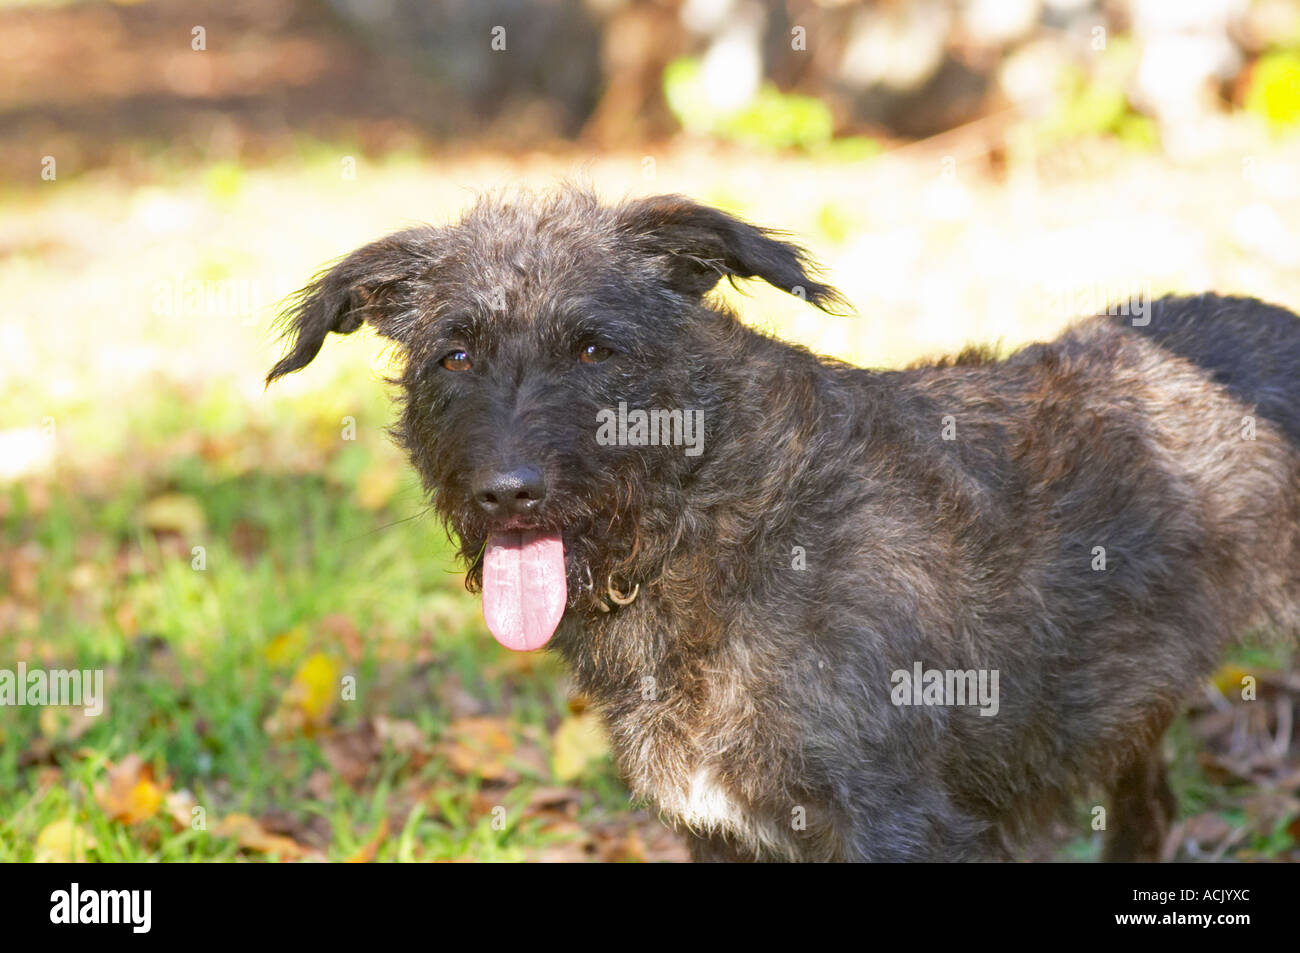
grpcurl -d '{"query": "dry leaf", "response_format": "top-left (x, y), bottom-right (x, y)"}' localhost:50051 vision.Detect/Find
top-left (441, 716), bottom-right (514, 781)
top-left (374, 715), bottom-right (422, 749)
top-left (320, 722), bottom-right (381, 787)
top-left (524, 786), bottom-right (582, 816)
top-left (638, 819), bottom-right (692, 863)
top-left (35, 819), bottom-right (97, 862)
top-left (306, 769), bottom-right (334, 802)
top-left (1211, 665), bottom-right (1252, 700)
top-left (602, 826), bottom-right (645, 863)
top-left (94, 754), bottom-right (167, 824)
top-left (261, 810), bottom-right (333, 849)
top-left (266, 651), bottom-right (341, 737)
top-left (320, 614), bottom-right (364, 663)
top-left (374, 715), bottom-right (431, 768)
top-left (215, 813), bottom-right (320, 860)
top-left (262, 625), bottom-right (308, 667)
top-left (551, 711), bottom-right (609, 782)
top-left (164, 790), bottom-right (200, 831)
top-left (138, 493), bottom-right (206, 536)
top-left (293, 653), bottom-right (341, 721)
top-left (345, 817), bottom-right (390, 863)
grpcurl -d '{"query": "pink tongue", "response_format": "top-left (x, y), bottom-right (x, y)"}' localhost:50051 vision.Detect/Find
top-left (482, 531), bottom-right (567, 651)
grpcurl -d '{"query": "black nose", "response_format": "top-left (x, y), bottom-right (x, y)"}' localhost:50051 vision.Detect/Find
top-left (473, 465), bottom-right (547, 517)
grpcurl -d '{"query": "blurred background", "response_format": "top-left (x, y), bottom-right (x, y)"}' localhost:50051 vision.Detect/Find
top-left (3, 0), bottom-right (1299, 862)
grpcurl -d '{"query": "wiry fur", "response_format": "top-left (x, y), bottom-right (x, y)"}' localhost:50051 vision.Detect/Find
top-left (268, 187), bottom-right (1300, 861)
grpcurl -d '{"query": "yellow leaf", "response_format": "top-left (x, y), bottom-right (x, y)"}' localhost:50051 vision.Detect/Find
top-left (35, 819), bottom-right (97, 862)
top-left (551, 711), bottom-right (609, 782)
top-left (138, 493), bottom-right (207, 536)
top-left (293, 652), bottom-right (341, 722)
top-left (94, 754), bottom-right (168, 824)
top-left (1246, 53), bottom-right (1300, 129)
top-left (1212, 665), bottom-right (1250, 699)
top-left (129, 779), bottom-right (164, 822)
top-left (263, 625), bottom-right (308, 666)
top-left (268, 652), bottom-right (343, 737)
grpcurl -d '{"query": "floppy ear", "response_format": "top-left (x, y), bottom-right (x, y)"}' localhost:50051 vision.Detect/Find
top-left (266, 228), bottom-right (438, 383)
top-left (617, 195), bottom-right (848, 313)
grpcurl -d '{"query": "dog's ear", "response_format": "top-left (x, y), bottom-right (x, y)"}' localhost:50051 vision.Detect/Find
top-left (617, 195), bottom-right (848, 313)
top-left (266, 228), bottom-right (438, 383)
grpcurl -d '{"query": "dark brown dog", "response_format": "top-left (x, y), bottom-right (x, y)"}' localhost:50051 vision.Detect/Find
top-left (269, 188), bottom-right (1300, 861)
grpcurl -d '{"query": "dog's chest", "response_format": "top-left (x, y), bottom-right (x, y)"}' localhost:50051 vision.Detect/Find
top-left (567, 602), bottom-right (805, 857)
top-left (660, 766), bottom-right (748, 831)
top-left (597, 677), bottom-right (794, 857)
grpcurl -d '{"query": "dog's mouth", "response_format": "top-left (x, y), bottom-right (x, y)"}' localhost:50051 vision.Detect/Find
top-left (481, 530), bottom-right (567, 652)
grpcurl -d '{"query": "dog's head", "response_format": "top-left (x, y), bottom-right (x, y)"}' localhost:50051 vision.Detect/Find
top-left (267, 188), bottom-right (843, 650)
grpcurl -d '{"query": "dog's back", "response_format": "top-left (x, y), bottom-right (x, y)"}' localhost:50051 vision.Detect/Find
top-left (871, 294), bottom-right (1300, 856)
top-left (1098, 294), bottom-right (1300, 642)
top-left (1117, 294), bottom-right (1300, 445)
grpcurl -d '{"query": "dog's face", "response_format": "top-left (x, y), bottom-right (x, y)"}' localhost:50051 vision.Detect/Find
top-left (267, 189), bottom-right (841, 650)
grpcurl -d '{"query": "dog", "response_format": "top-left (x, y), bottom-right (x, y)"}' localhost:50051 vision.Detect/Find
top-left (268, 187), bottom-right (1300, 861)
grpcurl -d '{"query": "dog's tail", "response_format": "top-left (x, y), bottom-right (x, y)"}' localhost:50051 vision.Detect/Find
top-left (1117, 293), bottom-right (1300, 446)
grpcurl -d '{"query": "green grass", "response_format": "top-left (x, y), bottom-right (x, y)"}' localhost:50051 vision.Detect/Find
top-left (0, 379), bottom-right (639, 862)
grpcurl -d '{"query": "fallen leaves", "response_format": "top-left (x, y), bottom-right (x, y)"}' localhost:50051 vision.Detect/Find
top-left (1163, 669), bottom-right (1300, 861)
top-left (344, 817), bottom-right (390, 863)
top-left (531, 814), bottom-right (690, 863)
top-left (551, 710), bottom-right (609, 782)
top-left (88, 752), bottom-right (333, 860)
top-left (215, 813), bottom-right (324, 861)
top-left (94, 754), bottom-right (167, 825)
top-left (165, 789), bottom-right (201, 830)
top-left (1193, 671), bottom-right (1300, 787)
top-left (28, 713), bottom-right (676, 863)
top-left (34, 819), bottom-right (97, 863)
top-left (137, 493), bottom-right (206, 537)
top-left (318, 715), bottom-right (432, 789)
top-left (263, 625), bottom-right (309, 667)
top-left (294, 652), bottom-right (343, 721)
top-left (319, 720), bottom-right (381, 788)
top-left (440, 716), bottom-right (515, 781)
top-left (265, 651), bottom-right (342, 737)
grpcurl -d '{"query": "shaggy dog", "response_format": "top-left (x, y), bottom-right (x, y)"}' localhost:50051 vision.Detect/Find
top-left (268, 188), bottom-right (1300, 861)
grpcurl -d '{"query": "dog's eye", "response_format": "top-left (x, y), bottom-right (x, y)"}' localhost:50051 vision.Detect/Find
top-left (579, 344), bottom-right (613, 364)
top-left (441, 350), bottom-right (472, 372)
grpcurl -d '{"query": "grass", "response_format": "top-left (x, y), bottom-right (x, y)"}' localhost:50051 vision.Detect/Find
top-left (0, 378), bottom-right (646, 862)
top-left (3, 135), bottom-right (1298, 862)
